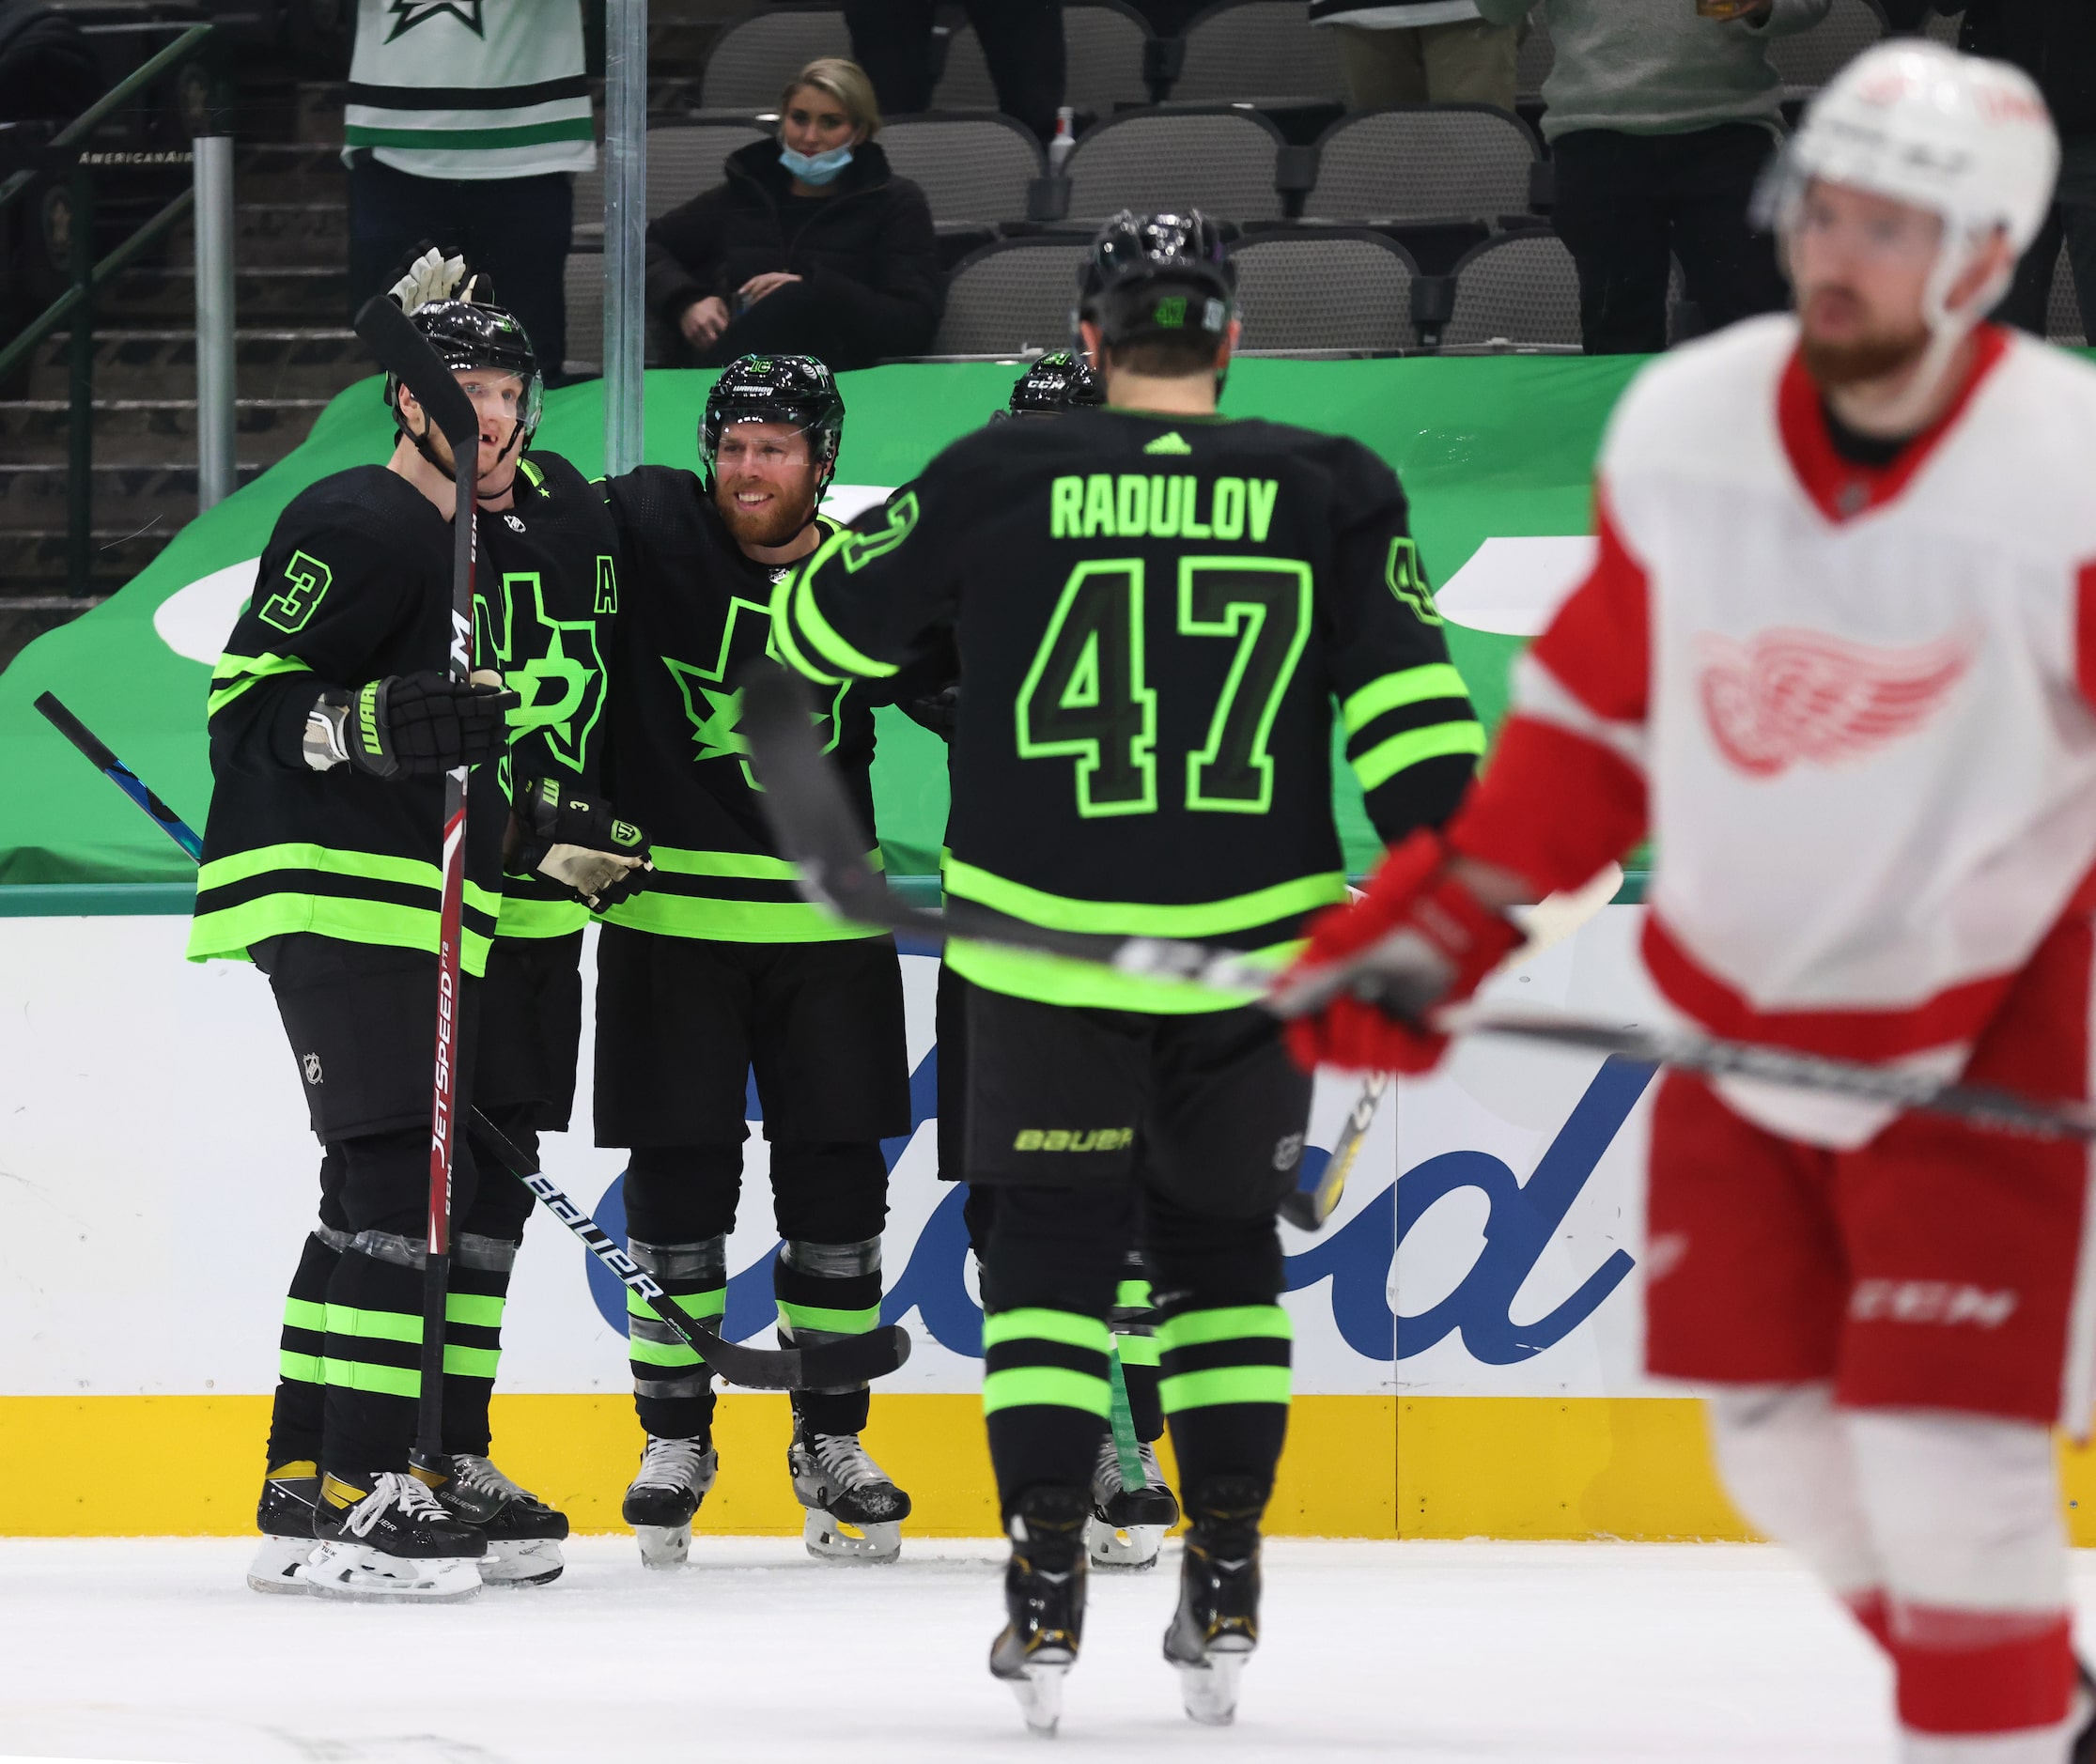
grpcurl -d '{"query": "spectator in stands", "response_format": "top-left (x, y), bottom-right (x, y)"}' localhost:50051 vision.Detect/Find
top-left (645, 59), bottom-right (940, 370)
top-left (1951, 0), bottom-right (2093, 339)
top-left (1307, 2), bottom-right (1519, 112)
top-left (342, 0), bottom-right (591, 384)
top-left (1474, 0), bottom-right (1827, 354)
top-left (844, 0), bottom-right (1065, 145)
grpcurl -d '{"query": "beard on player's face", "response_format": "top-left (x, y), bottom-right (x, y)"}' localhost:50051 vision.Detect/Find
top-left (1796, 281), bottom-right (1932, 390)
top-left (714, 429), bottom-right (819, 548)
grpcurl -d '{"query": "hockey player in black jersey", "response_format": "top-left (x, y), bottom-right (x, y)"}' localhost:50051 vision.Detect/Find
top-left (773, 213), bottom-right (1483, 1729)
top-left (206, 282), bottom-right (641, 1602)
top-left (597, 356), bottom-right (914, 1566)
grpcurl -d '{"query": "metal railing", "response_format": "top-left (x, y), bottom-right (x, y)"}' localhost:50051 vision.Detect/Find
top-left (0, 23), bottom-right (229, 596)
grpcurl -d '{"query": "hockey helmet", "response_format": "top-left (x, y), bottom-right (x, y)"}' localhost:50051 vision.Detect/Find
top-left (1076, 210), bottom-right (1235, 352)
top-left (998, 349), bottom-right (1105, 420)
top-left (700, 354), bottom-right (846, 493)
top-left (383, 297), bottom-right (544, 454)
top-left (1756, 42), bottom-right (2058, 317)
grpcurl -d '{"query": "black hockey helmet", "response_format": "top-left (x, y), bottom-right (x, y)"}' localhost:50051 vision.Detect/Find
top-left (998, 349), bottom-right (1105, 421)
top-left (1076, 210), bottom-right (1234, 351)
top-left (700, 354), bottom-right (846, 492)
top-left (383, 297), bottom-right (544, 455)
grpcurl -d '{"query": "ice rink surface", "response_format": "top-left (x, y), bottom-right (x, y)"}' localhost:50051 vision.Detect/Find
top-left (5, 1534), bottom-right (2052, 1763)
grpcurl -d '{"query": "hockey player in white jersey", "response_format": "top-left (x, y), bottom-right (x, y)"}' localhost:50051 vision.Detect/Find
top-left (1285, 42), bottom-right (2096, 1764)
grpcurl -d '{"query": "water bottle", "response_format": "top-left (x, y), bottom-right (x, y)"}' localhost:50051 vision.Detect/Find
top-left (1048, 106), bottom-right (1077, 176)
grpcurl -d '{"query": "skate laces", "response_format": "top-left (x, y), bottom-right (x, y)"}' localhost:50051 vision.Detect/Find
top-left (806, 1431), bottom-right (891, 1493)
top-left (343, 1471), bottom-right (446, 1538)
top-left (450, 1453), bottom-right (532, 1502)
top-left (634, 1434), bottom-right (712, 1491)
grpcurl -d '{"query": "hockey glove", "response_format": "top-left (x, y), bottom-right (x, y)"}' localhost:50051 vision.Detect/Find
top-left (1281, 828), bottom-right (1523, 1075)
top-left (303, 672), bottom-right (520, 780)
top-left (384, 240), bottom-right (494, 313)
top-left (510, 776), bottom-right (654, 909)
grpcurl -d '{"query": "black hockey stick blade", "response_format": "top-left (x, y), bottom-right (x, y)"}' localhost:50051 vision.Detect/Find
top-left (353, 294), bottom-right (478, 449)
top-left (1280, 1072), bottom-right (1390, 1231)
top-left (465, 1108), bottom-right (911, 1390)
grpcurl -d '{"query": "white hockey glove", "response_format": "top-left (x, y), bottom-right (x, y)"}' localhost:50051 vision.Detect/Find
top-left (509, 776), bottom-right (653, 909)
top-left (388, 244), bottom-right (468, 314)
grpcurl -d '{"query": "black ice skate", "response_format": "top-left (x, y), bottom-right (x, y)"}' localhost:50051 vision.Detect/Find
top-left (990, 1485), bottom-right (1091, 1737)
top-left (788, 1417), bottom-right (910, 1562)
top-left (1085, 1433), bottom-right (1179, 1571)
top-left (1162, 1478), bottom-right (1266, 1725)
top-left (245, 1462), bottom-right (318, 1595)
top-left (2072, 1657), bottom-right (2095, 1764)
top-left (301, 1470), bottom-right (486, 1603)
top-left (622, 1432), bottom-right (718, 1569)
top-left (439, 1453), bottom-right (569, 1587)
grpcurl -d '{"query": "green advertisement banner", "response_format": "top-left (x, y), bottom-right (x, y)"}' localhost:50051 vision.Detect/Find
top-left (0, 356), bottom-right (1638, 892)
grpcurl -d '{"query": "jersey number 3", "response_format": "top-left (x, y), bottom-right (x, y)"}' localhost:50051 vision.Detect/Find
top-left (1017, 558), bottom-right (1311, 818)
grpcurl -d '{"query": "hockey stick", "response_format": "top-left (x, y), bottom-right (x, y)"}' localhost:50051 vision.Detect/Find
top-left (353, 293), bottom-right (481, 1479)
top-left (741, 664), bottom-right (2096, 1147)
top-left (35, 698), bottom-right (913, 1391)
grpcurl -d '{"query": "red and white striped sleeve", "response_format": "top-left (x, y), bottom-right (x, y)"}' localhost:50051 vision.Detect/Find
top-left (1447, 483), bottom-right (1652, 895)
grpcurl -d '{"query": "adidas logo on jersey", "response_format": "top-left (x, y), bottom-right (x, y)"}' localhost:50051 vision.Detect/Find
top-left (1143, 431), bottom-right (1193, 456)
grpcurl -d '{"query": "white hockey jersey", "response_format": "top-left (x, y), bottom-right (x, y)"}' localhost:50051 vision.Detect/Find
top-left (1451, 316), bottom-right (2096, 1146)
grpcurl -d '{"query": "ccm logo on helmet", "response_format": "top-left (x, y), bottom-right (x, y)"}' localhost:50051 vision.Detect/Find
top-left (1851, 1279), bottom-right (2017, 1328)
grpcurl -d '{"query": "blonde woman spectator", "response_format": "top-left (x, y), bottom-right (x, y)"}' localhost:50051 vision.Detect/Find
top-left (644, 59), bottom-right (941, 370)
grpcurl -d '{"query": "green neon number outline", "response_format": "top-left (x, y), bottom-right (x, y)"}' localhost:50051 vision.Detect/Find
top-left (474, 570), bottom-right (607, 778)
top-left (1386, 535), bottom-right (1441, 626)
top-left (1178, 557), bottom-right (1313, 814)
top-left (259, 550), bottom-right (333, 634)
top-left (1015, 558), bottom-right (1157, 819)
top-left (840, 490), bottom-right (918, 574)
top-left (662, 595), bottom-right (848, 790)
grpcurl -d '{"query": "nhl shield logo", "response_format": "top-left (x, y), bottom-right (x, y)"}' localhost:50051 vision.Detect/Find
top-left (302, 1052), bottom-right (323, 1086)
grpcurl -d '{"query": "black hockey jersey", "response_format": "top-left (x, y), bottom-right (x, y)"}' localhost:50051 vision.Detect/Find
top-left (598, 464), bottom-right (879, 942)
top-left (189, 465), bottom-right (509, 976)
top-left (774, 407), bottom-right (1483, 1010)
top-left (477, 450), bottom-right (622, 941)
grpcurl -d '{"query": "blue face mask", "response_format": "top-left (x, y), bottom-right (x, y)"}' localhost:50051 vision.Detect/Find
top-left (780, 143), bottom-right (854, 186)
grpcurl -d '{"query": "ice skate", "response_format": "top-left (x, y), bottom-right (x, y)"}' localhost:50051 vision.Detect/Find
top-left (2072, 1658), bottom-right (2096, 1764)
top-left (622, 1432), bottom-right (718, 1569)
top-left (788, 1418), bottom-right (910, 1562)
top-left (1162, 1478), bottom-right (1265, 1726)
top-left (440, 1453), bottom-right (568, 1587)
top-left (299, 1471), bottom-right (485, 1603)
top-left (246, 1462), bottom-right (318, 1595)
top-left (1085, 1433), bottom-right (1178, 1571)
top-left (989, 1486), bottom-right (1090, 1737)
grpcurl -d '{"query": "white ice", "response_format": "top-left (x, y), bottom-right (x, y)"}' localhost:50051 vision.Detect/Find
top-left (6, 1536), bottom-right (2064, 1763)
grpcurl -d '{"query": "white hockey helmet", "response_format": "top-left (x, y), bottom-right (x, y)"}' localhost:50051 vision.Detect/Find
top-left (1760, 41), bottom-right (2058, 290)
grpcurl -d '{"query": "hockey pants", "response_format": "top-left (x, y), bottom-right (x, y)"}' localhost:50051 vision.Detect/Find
top-left (1709, 1385), bottom-right (2080, 1761)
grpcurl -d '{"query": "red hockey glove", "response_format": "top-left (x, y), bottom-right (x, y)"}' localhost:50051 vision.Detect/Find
top-left (1281, 829), bottom-right (1523, 1075)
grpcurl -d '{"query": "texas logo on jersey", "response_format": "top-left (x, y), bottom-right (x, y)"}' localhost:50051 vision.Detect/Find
top-left (1696, 626), bottom-right (1974, 778)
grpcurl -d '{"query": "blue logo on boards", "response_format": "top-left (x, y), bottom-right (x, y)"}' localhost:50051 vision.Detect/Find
top-left (582, 1051), bottom-right (1654, 1366)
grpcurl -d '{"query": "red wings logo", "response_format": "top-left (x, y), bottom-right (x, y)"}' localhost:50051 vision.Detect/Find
top-left (1697, 626), bottom-right (1973, 778)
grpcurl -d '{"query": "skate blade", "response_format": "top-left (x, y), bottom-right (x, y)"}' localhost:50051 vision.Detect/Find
top-left (297, 1540), bottom-right (481, 1603)
top-left (245, 1535), bottom-right (316, 1596)
top-left (634, 1523), bottom-right (691, 1570)
top-left (1085, 1516), bottom-right (1164, 1571)
top-left (802, 1509), bottom-right (901, 1563)
top-left (478, 1537), bottom-right (565, 1587)
top-left (1176, 1645), bottom-right (1250, 1727)
top-left (1007, 1659), bottom-right (1071, 1737)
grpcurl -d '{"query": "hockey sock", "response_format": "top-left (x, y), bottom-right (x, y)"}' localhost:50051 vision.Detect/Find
top-left (627, 1236), bottom-right (726, 1440)
top-left (319, 1235), bottom-right (430, 1482)
top-left (1157, 1304), bottom-right (1293, 1495)
top-left (440, 1233), bottom-right (515, 1458)
top-left (983, 1306), bottom-right (1113, 1516)
top-left (266, 1225), bottom-right (347, 1470)
top-left (775, 1236), bottom-right (883, 1437)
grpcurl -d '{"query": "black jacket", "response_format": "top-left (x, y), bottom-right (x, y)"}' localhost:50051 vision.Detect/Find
top-left (1884, 0), bottom-right (2096, 137)
top-left (644, 138), bottom-right (941, 364)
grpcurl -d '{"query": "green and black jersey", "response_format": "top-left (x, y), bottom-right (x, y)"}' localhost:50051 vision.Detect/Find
top-left (774, 407), bottom-right (1484, 1011)
top-left (189, 465), bottom-right (509, 975)
top-left (478, 450), bottom-right (622, 942)
top-left (598, 465), bottom-right (880, 942)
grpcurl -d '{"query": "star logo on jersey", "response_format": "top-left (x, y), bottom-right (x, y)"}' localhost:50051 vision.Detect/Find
top-left (385, 0), bottom-right (484, 40)
top-left (1696, 625), bottom-right (1974, 779)
top-left (475, 570), bottom-right (605, 776)
top-left (662, 597), bottom-right (847, 789)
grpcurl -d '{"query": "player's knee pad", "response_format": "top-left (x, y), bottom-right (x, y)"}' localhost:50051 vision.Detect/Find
top-left (1142, 1187), bottom-right (1283, 1309)
top-left (1846, 1409), bottom-right (2068, 1613)
top-left (624, 1144), bottom-right (742, 1243)
top-left (1706, 1383), bottom-right (1879, 1596)
top-left (768, 1140), bottom-right (890, 1244)
top-left (330, 1127), bottom-right (429, 1239)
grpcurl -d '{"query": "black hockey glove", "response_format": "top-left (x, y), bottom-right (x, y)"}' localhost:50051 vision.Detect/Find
top-left (303, 672), bottom-right (519, 780)
top-left (509, 775), bottom-right (654, 909)
top-left (902, 684), bottom-right (959, 741)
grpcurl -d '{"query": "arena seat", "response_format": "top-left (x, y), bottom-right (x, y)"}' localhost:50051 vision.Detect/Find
top-left (932, 239), bottom-right (1091, 355)
top-left (573, 122), bottom-right (769, 247)
top-left (1228, 231), bottom-right (1420, 353)
top-left (699, 4), bottom-right (852, 111)
top-left (2046, 243), bottom-right (2088, 348)
top-left (1306, 106), bottom-right (1542, 227)
top-left (1443, 231), bottom-right (1582, 351)
top-left (1768, 0), bottom-right (1888, 100)
top-left (1170, 0), bottom-right (1345, 106)
top-left (935, 2), bottom-right (1156, 116)
top-left (562, 249), bottom-right (604, 377)
top-left (1063, 107), bottom-right (1286, 224)
top-left (876, 115), bottom-right (1046, 235)
top-left (1514, 9), bottom-right (1553, 105)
